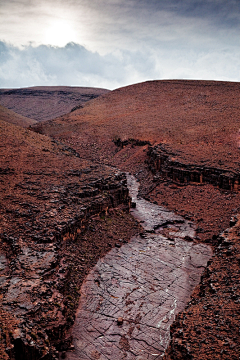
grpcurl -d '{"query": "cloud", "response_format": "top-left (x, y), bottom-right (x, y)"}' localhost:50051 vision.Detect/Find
top-left (0, 40), bottom-right (239, 90)
top-left (1, 0), bottom-right (240, 53)
top-left (0, 1), bottom-right (240, 89)
top-left (0, 41), bottom-right (157, 89)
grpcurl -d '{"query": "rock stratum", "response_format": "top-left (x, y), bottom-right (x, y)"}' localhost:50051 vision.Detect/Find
top-left (1, 80), bottom-right (240, 359)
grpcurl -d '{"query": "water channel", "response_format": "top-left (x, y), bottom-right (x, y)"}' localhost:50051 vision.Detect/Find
top-left (66, 174), bottom-right (212, 360)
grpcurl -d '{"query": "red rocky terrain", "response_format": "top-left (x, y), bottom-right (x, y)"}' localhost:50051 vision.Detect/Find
top-left (33, 79), bottom-right (240, 245)
top-left (0, 105), bottom-right (37, 128)
top-left (1, 80), bottom-right (240, 359)
top-left (64, 175), bottom-right (212, 360)
top-left (0, 86), bottom-right (109, 122)
top-left (0, 120), bottom-right (139, 359)
top-left (33, 80), bottom-right (240, 171)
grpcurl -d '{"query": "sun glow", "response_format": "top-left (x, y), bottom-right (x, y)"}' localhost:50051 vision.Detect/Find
top-left (44, 19), bottom-right (78, 47)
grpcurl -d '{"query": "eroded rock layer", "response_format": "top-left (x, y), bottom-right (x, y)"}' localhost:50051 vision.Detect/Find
top-left (147, 144), bottom-right (240, 191)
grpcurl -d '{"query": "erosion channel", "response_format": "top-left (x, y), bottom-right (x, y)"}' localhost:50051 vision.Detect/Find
top-left (66, 174), bottom-right (212, 360)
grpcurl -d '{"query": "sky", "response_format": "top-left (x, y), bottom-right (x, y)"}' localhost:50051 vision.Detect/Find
top-left (0, 0), bottom-right (240, 89)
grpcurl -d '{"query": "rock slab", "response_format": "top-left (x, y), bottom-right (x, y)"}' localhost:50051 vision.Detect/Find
top-left (66, 176), bottom-right (212, 359)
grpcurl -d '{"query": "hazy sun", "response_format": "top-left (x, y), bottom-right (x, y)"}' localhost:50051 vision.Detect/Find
top-left (44, 20), bottom-right (77, 47)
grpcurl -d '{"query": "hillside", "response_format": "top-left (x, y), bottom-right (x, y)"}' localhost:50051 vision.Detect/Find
top-left (0, 86), bottom-right (110, 122)
top-left (31, 80), bottom-right (240, 359)
top-left (0, 120), bottom-right (136, 359)
top-left (33, 80), bottom-right (240, 172)
top-left (0, 105), bottom-right (37, 127)
top-left (31, 79), bottom-right (240, 260)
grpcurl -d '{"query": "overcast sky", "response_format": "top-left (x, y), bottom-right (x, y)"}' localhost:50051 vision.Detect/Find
top-left (0, 0), bottom-right (240, 89)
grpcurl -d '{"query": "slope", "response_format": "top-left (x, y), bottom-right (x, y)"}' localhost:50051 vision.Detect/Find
top-left (0, 86), bottom-right (110, 122)
top-left (0, 104), bottom-right (37, 127)
top-left (0, 120), bottom-right (133, 359)
top-left (33, 80), bottom-right (240, 172)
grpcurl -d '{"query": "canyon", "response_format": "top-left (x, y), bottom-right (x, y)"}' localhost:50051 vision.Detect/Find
top-left (1, 80), bottom-right (240, 359)
top-left (64, 175), bottom-right (212, 360)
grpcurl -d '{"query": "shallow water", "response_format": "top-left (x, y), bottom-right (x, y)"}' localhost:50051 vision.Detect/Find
top-left (66, 175), bottom-right (212, 360)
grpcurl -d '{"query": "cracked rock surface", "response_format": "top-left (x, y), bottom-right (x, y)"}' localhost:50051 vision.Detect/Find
top-left (66, 176), bottom-right (212, 360)
top-left (163, 218), bottom-right (240, 360)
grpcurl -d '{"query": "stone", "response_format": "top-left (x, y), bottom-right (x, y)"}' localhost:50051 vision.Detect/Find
top-left (117, 317), bottom-right (123, 326)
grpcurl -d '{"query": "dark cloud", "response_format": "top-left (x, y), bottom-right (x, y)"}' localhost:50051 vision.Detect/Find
top-left (135, 0), bottom-right (240, 21)
top-left (1, 0), bottom-right (240, 49)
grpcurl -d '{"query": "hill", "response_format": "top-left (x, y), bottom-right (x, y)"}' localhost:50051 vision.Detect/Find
top-left (33, 80), bottom-right (240, 172)
top-left (0, 104), bottom-right (37, 127)
top-left (0, 86), bottom-right (110, 122)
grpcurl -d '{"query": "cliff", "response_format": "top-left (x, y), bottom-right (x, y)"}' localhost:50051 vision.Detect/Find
top-left (147, 144), bottom-right (240, 191)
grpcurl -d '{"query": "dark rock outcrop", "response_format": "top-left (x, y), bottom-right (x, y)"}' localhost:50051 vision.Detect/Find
top-left (147, 144), bottom-right (240, 191)
top-left (1, 173), bottom-right (131, 360)
top-left (113, 137), bottom-right (151, 148)
top-left (0, 120), bottom-right (133, 360)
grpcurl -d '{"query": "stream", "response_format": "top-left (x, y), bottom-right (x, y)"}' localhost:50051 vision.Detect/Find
top-left (66, 174), bottom-right (212, 360)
